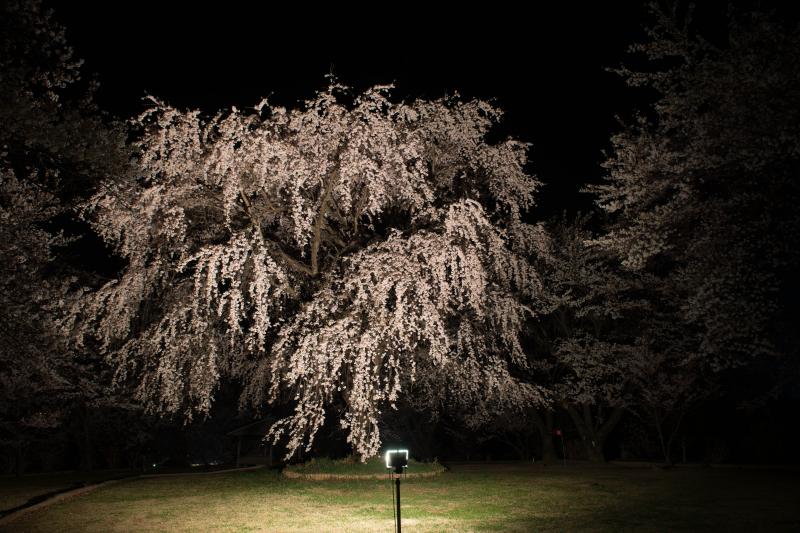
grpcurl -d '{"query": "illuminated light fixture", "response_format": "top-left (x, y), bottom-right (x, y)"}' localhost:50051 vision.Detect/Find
top-left (385, 449), bottom-right (409, 473)
top-left (385, 449), bottom-right (409, 533)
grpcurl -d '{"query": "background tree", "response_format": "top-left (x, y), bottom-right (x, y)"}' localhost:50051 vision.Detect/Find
top-left (532, 215), bottom-right (649, 461)
top-left (589, 4), bottom-right (800, 370)
top-left (0, 161), bottom-right (71, 474)
top-left (68, 83), bottom-right (550, 459)
top-left (0, 0), bottom-right (137, 473)
top-left (588, 3), bottom-right (800, 459)
top-left (628, 342), bottom-right (709, 464)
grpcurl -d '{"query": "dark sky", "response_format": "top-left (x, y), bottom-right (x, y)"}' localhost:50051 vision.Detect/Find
top-left (49, 1), bottom-right (653, 217)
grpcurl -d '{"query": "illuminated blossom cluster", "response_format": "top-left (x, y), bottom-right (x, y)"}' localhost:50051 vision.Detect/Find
top-left (68, 85), bottom-right (546, 457)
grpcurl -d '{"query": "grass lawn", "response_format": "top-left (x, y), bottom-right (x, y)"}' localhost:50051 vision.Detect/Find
top-left (0, 470), bottom-right (134, 515)
top-left (284, 456), bottom-right (444, 477)
top-left (2, 463), bottom-right (799, 532)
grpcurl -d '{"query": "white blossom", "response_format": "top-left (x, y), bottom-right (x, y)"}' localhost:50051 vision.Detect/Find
top-left (68, 84), bottom-right (547, 458)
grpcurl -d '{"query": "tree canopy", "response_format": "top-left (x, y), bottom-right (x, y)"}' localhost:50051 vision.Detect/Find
top-left (590, 6), bottom-right (800, 372)
top-left (67, 84), bottom-right (549, 458)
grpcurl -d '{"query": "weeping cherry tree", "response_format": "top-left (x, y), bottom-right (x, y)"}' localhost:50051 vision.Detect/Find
top-left (66, 84), bottom-right (549, 458)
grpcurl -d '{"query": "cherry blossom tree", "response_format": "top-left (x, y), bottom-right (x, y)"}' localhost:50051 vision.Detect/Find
top-left (1, 0), bottom-right (136, 473)
top-left (0, 0), bottom-right (76, 471)
top-left (589, 5), bottom-right (800, 373)
top-left (628, 341), bottom-right (709, 464)
top-left (586, 4), bottom-right (800, 459)
top-left (67, 83), bottom-right (550, 458)
top-left (0, 161), bottom-right (71, 473)
top-left (0, 0), bottom-right (131, 196)
top-left (531, 215), bottom-right (649, 461)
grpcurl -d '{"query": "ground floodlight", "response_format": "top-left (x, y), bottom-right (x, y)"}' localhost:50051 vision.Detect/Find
top-left (385, 449), bottom-right (409, 473)
top-left (385, 449), bottom-right (409, 533)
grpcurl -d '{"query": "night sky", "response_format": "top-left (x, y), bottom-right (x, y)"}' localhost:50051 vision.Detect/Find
top-left (49, 1), bottom-right (653, 218)
top-left (3, 4), bottom-right (800, 523)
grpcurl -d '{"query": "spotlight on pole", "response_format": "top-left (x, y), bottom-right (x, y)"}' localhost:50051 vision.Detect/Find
top-left (385, 449), bottom-right (409, 533)
top-left (385, 449), bottom-right (409, 473)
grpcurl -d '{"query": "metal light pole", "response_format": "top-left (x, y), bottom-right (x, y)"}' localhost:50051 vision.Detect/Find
top-left (394, 474), bottom-right (402, 533)
top-left (385, 449), bottom-right (409, 533)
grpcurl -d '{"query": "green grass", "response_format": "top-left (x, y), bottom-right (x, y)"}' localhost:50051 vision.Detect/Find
top-left (2, 463), bottom-right (799, 532)
top-left (0, 469), bottom-right (134, 513)
top-left (284, 455), bottom-right (444, 476)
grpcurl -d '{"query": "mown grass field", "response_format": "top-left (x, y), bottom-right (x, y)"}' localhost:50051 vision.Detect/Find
top-left (0, 470), bottom-right (134, 513)
top-left (2, 463), bottom-right (799, 532)
top-left (284, 456), bottom-right (444, 477)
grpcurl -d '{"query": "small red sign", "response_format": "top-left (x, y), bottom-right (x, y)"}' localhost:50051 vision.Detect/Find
top-left (554, 429), bottom-right (562, 437)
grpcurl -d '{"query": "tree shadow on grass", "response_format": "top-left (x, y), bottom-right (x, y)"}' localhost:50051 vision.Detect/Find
top-left (465, 469), bottom-right (800, 532)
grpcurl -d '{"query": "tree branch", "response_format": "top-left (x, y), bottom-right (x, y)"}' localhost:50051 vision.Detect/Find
top-left (597, 405), bottom-right (624, 442)
top-left (240, 190), bottom-right (313, 276)
top-left (310, 169), bottom-right (339, 275)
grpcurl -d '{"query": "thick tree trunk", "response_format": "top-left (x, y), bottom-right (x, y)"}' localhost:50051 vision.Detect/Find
top-left (401, 409), bottom-right (437, 461)
top-left (409, 422), bottom-right (436, 461)
top-left (541, 431), bottom-right (557, 464)
top-left (650, 403), bottom-right (689, 466)
top-left (584, 442), bottom-right (606, 462)
top-left (564, 403), bottom-right (623, 462)
top-left (15, 438), bottom-right (24, 477)
top-left (78, 405), bottom-right (94, 471)
top-left (681, 434), bottom-right (687, 464)
top-left (531, 409), bottom-right (557, 464)
top-left (654, 409), bottom-right (671, 465)
top-left (498, 435), bottom-right (529, 461)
